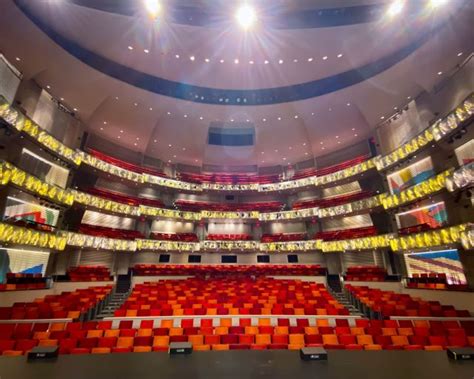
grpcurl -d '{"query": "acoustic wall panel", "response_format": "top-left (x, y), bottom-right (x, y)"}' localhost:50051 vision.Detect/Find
top-left (322, 181), bottom-right (361, 199)
top-left (78, 250), bottom-right (114, 269)
top-left (387, 157), bottom-right (434, 195)
top-left (395, 202), bottom-right (448, 230)
top-left (322, 214), bottom-right (373, 232)
top-left (20, 149), bottom-right (69, 189)
top-left (342, 251), bottom-right (378, 271)
top-left (3, 196), bottom-right (59, 227)
top-left (454, 139), bottom-right (474, 166)
top-left (81, 210), bottom-right (135, 230)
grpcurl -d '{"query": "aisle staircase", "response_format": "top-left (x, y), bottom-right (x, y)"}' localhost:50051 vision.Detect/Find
top-left (327, 274), bottom-right (364, 317)
top-left (95, 274), bottom-right (131, 320)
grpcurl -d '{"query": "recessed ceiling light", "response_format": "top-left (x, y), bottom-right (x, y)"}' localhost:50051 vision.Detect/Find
top-left (277, 117), bottom-right (281, 120)
top-left (303, 143), bottom-right (306, 146)
top-left (289, 146), bottom-right (292, 150)
top-left (246, 119), bottom-right (250, 122)
top-left (173, 155), bottom-right (177, 158)
top-left (380, 116), bottom-right (385, 120)
top-left (294, 115), bottom-right (298, 119)
top-left (230, 119), bottom-right (234, 122)
top-left (278, 59), bottom-right (283, 64)
top-left (175, 54), bottom-right (180, 59)
top-left (154, 140), bottom-right (157, 143)
top-left (134, 143), bottom-right (138, 146)
top-left (387, 1), bottom-right (404, 17)
top-left (195, 159), bottom-right (198, 162)
top-left (136, 137), bottom-right (139, 140)
top-left (262, 118), bottom-right (266, 122)
top-left (115, 96), bottom-right (119, 100)
top-left (120, 130), bottom-right (123, 133)
top-left (437, 71), bottom-right (443, 75)
top-left (308, 58), bottom-right (313, 62)
top-left (283, 157), bottom-right (286, 161)
top-left (249, 60), bottom-right (254, 64)
top-left (328, 108), bottom-right (332, 112)
top-left (274, 149), bottom-right (278, 152)
top-left (322, 147), bottom-right (325, 150)
top-left (60, 97), bottom-right (64, 101)
top-left (167, 111), bottom-right (171, 115)
top-left (336, 136), bottom-right (339, 139)
top-left (305, 152), bottom-right (309, 155)
top-left (264, 60), bottom-right (269, 64)
top-left (184, 114), bottom-right (188, 118)
top-left (144, 49), bottom-right (150, 54)
top-left (337, 141), bottom-right (341, 144)
top-left (73, 108), bottom-right (78, 111)
top-left (235, 4), bottom-right (257, 30)
top-left (205, 58), bottom-right (210, 62)
top-left (117, 136), bottom-right (121, 139)
top-left (220, 59), bottom-right (225, 63)
top-left (168, 144), bottom-right (172, 147)
top-left (234, 59), bottom-right (239, 64)
top-left (457, 52), bottom-right (463, 57)
top-left (347, 103), bottom-right (351, 106)
top-left (190, 56), bottom-right (195, 61)
top-left (311, 112), bottom-right (315, 116)
top-left (337, 54), bottom-right (343, 58)
top-left (100, 127), bottom-right (103, 131)
top-left (407, 96), bottom-right (411, 100)
top-left (354, 134), bottom-right (358, 137)
top-left (134, 102), bottom-right (138, 106)
top-left (182, 147), bottom-right (186, 151)
top-left (199, 116), bottom-right (203, 120)
top-left (15, 57), bottom-right (21, 61)
top-left (168, 160), bottom-right (171, 163)
top-left (128, 46), bottom-right (133, 50)
top-left (261, 151), bottom-right (264, 154)
top-left (351, 128), bottom-right (355, 131)
top-left (394, 106), bottom-right (398, 110)
top-left (103, 121), bottom-right (107, 125)
top-left (322, 56), bottom-right (328, 60)
top-left (293, 59), bottom-right (298, 63)
top-left (149, 107), bottom-right (153, 111)
top-left (320, 142), bottom-right (323, 145)
top-left (46, 85), bottom-right (51, 89)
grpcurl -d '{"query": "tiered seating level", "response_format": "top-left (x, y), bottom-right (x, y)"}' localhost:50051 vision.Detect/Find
top-left (406, 274), bottom-right (469, 291)
top-left (78, 224), bottom-right (144, 240)
top-left (2, 318), bottom-right (473, 356)
top-left (293, 191), bottom-right (374, 210)
top-left (86, 188), bottom-right (164, 208)
top-left (346, 285), bottom-right (471, 318)
top-left (344, 266), bottom-right (387, 282)
top-left (114, 279), bottom-right (348, 317)
top-left (67, 267), bottom-right (113, 282)
top-left (0, 274), bottom-right (48, 291)
top-left (132, 265), bottom-right (326, 276)
top-left (178, 172), bottom-right (281, 185)
top-left (206, 234), bottom-right (253, 241)
top-left (261, 233), bottom-right (307, 242)
top-left (0, 285), bottom-right (112, 320)
top-left (174, 200), bottom-right (283, 212)
top-left (291, 155), bottom-right (370, 180)
top-left (313, 226), bottom-right (377, 241)
top-left (150, 233), bottom-right (199, 242)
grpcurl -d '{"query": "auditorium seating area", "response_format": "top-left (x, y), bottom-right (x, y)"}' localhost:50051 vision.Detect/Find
top-left (206, 234), bottom-right (253, 241)
top-left (150, 233), bottom-right (199, 242)
top-left (86, 188), bottom-right (164, 208)
top-left (0, 285), bottom-right (112, 320)
top-left (260, 233), bottom-right (307, 242)
top-left (174, 200), bottom-right (283, 212)
top-left (177, 172), bottom-right (281, 185)
top-left (344, 266), bottom-right (388, 282)
top-left (398, 223), bottom-right (437, 235)
top-left (292, 191), bottom-right (374, 210)
top-left (0, 273), bottom-right (48, 291)
top-left (66, 267), bottom-right (113, 282)
top-left (114, 279), bottom-right (348, 317)
top-left (2, 317), bottom-right (473, 356)
top-left (78, 224), bottom-right (144, 240)
top-left (345, 285), bottom-right (471, 318)
top-left (313, 226), bottom-right (377, 241)
top-left (290, 155), bottom-right (370, 180)
top-left (132, 265), bottom-right (326, 276)
top-left (406, 274), bottom-right (470, 291)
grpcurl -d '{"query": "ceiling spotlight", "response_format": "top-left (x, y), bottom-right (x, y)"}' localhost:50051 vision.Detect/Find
top-left (429, 0), bottom-right (448, 8)
top-left (144, 0), bottom-right (161, 18)
top-left (190, 56), bottom-right (195, 61)
top-left (294, 115), bottom-right (298, 119)
top-left (264, 60), bottom-right (269, 65)
top-left (144, 49), bottom-right (150, 54)
top-left (262, 118), bottom-right (266, 122)
top-left (278, 59), bottom-right (284, 64)
top-left (293, 59), bottom-right (298, 63)
top-left (15, 57), bottom-right (21, 61)
top-left (234, 59), bottom-right (239, 64)
top-left (322, 56), bottom-right (328, 60)
top-left (387, 1), bottom-right (404, 17)
top-left (437, 71), bottom-right (443, 75)
top-left (199, 116), bottom-right (203, 120)
top-left (128, 46), bottom-right (134, 50)
top-left (46, 85), bottom-right (51, 89)
top-left (204, 58), bottom-right (210, 63)
top-left (249, 60), bottom-right (254, 64)
top-left (347, 103), bottom-right (351, 106)
top-left (277, 117), bottom-right (281, 121)
top-left (308, 58), bottom-right (313, 62)
top-left (381, 116), bottom-right (385, 120)
top-left (337, 54), bottom-right (343, 58)
top-left (175, 54), bottom-right (180, 59)
top-left (457, 52), bottom-right (463, 57)
top-left (73, 108), bottom-right (78, 111)
top-left (235, 4), bottom-right (257, 30)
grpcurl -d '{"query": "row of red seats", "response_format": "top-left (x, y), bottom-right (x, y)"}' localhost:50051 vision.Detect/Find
top-left (150, 233), bottom-right (199, 242)
top-left (0, 285), bottom-right (112, 320)
top-left (8, 219), bottom-right (55, 232)
top-left (67, 266), bottom-right (113, 282)
top-left (2, 318), bottom-right (473, 356)
top-left (86, 187), bottom-right (164, 208)
top-left (132, 264), bottom-right (325, 276)
top-left (398, 223), bottom-right (436, 235)
top-left (116, 279), bottom-right (347, 317)
top-left (260, 233), bottom-right (307, 243)
top-left (206, 234), bottom-right (253, 241)
top-left (79, 224), bottom-right (144, 240)
top-left (177, 172), bottom-right (281, 185)
top-left (313, 226), bottom-right (377, 241)
top-left (0, 273), bottom-right (48, 292)
top-left (293, 190), bottom-right (374, 210)
top-left (291, 155), bottom-right (370, 180)
top-left (344, 266), bottom-right (387, 282)
top-left (406, 282), bottom-right (470, 291)
top-left (88, 149), bottom-right (167, 177)
top-left (174, 200), bottom-right (283, 212)
top-left (346, 285), bottom-right (471, 317)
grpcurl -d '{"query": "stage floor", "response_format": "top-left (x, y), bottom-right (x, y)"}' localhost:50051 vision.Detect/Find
top-left (0, 350), bottom-right (472, 379)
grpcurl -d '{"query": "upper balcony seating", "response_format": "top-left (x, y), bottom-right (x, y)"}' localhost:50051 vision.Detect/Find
top-left (313, 226), bottom-right (377, 241)
top-left (406, 274), bottom-right (470, 291)
top-left (293, 191), bottom-right (374, 210)
top-left (344, 266), bottom-right (387, 282)
top-left (78, 224), bottom-right (144, 240)
top-left (398, 223), bottom-right (436, 236)
top-left (115, 278), bottom-right (348, 317)
top-left (0, 274), bottom-right (48, 291)
top-left (1, 318), bottom-right (473, 355)
top-left (86, 188), bottom-right (164, 208)
top-left (7, 219), bottom-right (55, 233)
top-left (345, 285), bottom-right (471, 318)
top-left (206, 234), bottom-right (253, 241)
top-left (66, 267), bottom-right (113, 282)
top-left (291, 155), bottom-right (370, 180)
top-left (132, 265), bottom-right (326, 276)
top-left (260, 233), bottom-right (307, 243)
top-left (0, 285), bottom-right (112, 320)
top-left (150, 233), bottom-right (199, 242)
top-left (174, 200), bottom-right (284, 212)
top-left (178, 172), bottom-right (281, 185)
top-left (88, 149), bottom-right (167, 178)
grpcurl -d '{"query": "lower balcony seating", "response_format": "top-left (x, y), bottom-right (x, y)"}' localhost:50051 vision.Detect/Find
top-left (0, 285), bottom-right (112, 320)
top-left (398, 223), bottom-right (436, 235)
top-left (2, 317), bottom-right (473, 356)
top-left (132, 265), bottom-right (326, 276)
top-left (174, 200), bottom-right (283, 212)
top-left (345, 285), bottom-right (471, 318)
top-left (66, 266), bottom-right (113, 282)
top-left (313, 226), bottom-right (377, 241)
top-left (293, 191), bottom-right (374, 210)
top-left (0, 273), bottom-right (48, 291)
top-left (406, 274), bottom-right (470, 291)
top-left (8, 219), bottom-right (55, 232)
top-left (86, 188), bottom-right (164, 208)
top-left (79, 224), bottom-right (144, 240)
top-left (177, 172), bottom-right (281, 185)
top-left (260, 233), bottom-right (307, 243)
top-left (88, 149), bottom-right (167, 178)
top-left (206, 234), bottom-right (253, 241)
top-left (344, 266), bottom-right (388, 282)
top-left (114, 278), bottom-right (348, 317)
top-left (291, 155), bottom-right (370, 180)
top-left (150, 233), bottom-right (199, 242)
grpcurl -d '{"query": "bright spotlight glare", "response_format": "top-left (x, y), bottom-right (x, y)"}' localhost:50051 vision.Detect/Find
top-left (429, 0), bottom-right (448, 8)
top-left (144, 0), bottom-right (161, 18)
top-left (387, 1), bottom-right (404, 17)
top-left (235, 4), bottom-right (257, 30)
